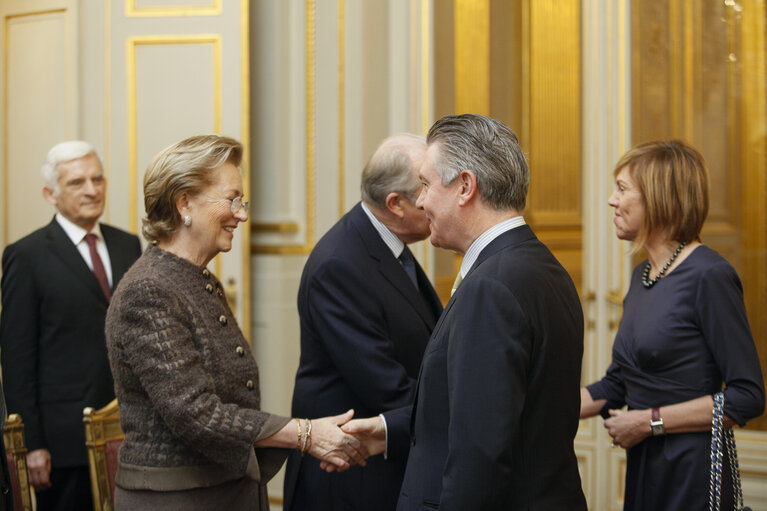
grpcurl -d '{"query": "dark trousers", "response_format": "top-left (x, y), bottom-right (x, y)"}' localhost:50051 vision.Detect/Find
top-left (35, 466), bottom-right (93, 511)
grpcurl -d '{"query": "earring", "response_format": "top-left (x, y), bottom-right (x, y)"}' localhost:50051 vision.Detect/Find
top-left (184, 215), bottom-right (192, 227)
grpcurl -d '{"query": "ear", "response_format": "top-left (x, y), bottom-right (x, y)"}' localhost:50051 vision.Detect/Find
top-left (42, 186), bottom-right (58, 206)
top-left (385, 192), bottom-right (406, 219)
top-left (456, 170), bottom-right (478, 206)
top-left (175, 192), bottom-right (191, 217)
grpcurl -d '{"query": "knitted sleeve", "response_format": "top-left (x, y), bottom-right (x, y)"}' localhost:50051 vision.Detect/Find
top-left (108, 275), bottom-right (287, 475)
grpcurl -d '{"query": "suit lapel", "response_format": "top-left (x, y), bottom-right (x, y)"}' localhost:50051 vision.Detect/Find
top-left (426, 225), bottom-right (537, 357)
top-left (45, 219), bottom-right (108, 304)
top-left (464, 224), bottom-right (536, 281)
top-left (351, 205), bottom-right (437, 329)
top-left (101, 224), bottom-right (136, 285)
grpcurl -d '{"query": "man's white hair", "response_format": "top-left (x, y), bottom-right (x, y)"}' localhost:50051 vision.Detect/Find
top-left (41, 141), bottom-right (99, 194)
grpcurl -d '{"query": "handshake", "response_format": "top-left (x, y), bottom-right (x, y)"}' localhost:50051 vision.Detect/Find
top-left (299, 410), bottom-right (387, 473)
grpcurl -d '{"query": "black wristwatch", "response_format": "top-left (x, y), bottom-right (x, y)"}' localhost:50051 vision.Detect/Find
top-left (650, 407), bottom-right (665, 436)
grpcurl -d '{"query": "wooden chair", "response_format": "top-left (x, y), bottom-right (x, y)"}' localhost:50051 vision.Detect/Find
top-left (83, 399), bottom-right (123, 511)
top-left (3, 413), bottom-right (33, 511)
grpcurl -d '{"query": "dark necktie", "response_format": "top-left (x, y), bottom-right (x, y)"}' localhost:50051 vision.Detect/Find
top-left (399, 247), bottom-right (419, 291)
top-left (85, 233), bottom-right (111, 301)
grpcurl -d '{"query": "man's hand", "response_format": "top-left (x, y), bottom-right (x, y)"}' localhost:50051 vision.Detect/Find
top-left (308, 409), bottom-right (369, 473)
top-left (342, 416), bottom-right (386, 457)
top-left (26, 448), bottom-right (52, 490)
top-left (318, 415), bottom-right (387, 473)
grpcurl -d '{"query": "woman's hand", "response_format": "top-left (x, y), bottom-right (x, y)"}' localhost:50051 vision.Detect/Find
top-left (604, 408), bottom-right (651, 449)
top-left (307, 409), bottom-right (369, 472)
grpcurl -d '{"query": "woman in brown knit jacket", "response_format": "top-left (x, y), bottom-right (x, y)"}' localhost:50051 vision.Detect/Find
top-left (105, 135), bottom-right (367, 510)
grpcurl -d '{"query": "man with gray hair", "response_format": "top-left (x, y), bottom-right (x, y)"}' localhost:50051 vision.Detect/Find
top-left (283, 134), bottom-right (443, 511)
top-left (0, 141), bottom-right (141, 511)
top-left (343, 114), bottom-right (587, 510)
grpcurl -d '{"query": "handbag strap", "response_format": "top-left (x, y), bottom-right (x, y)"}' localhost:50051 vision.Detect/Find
top-left (710, 392), bottom-right (724, 511)
top-left (709, 391), bottom-right (747, 511)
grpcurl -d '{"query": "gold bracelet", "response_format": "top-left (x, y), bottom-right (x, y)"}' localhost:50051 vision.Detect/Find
top-left (295, 418), bottom-right (302, 451)
top-left (301, 418), bottom-right (312, 457)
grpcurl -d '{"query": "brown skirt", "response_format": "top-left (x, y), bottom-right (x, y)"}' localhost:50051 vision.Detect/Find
top-left (114, 477), bottom-right (270, 511)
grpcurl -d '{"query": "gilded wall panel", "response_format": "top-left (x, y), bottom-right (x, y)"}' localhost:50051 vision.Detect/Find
top-left (525, 0), bottom-right (582, 292)
top-left (126, 37), bottom-right (219, 230)
top-left (3, 7), bottom-right (74, 245)
top-left (632, 0), bottom-right (766, 430)
top-left (126, 0), bottom-right (220, 17)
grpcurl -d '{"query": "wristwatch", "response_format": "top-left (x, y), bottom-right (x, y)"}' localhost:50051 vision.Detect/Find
top-left (650, 408), bottom-right (665, 436)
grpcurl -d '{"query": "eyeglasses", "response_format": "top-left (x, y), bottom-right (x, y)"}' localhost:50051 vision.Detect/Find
top-left (205, 195), bottom-right (250, 214)
top-left (223, 196), bottom-right (250, 214)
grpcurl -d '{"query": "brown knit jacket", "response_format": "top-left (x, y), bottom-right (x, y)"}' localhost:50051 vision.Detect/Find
top-left (105, 245), bottom-right (289, 491)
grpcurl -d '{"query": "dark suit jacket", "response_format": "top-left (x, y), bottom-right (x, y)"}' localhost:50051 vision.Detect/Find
top-left (0, 217), bottom-right (141, 469)
top-left (283, 203), bottom-right (443, 511)
top-left (385, 224), bottom-right (587, 510)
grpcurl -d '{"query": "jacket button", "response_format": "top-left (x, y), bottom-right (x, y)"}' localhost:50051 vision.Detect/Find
top-left (219, 315), bottom-right (228, 326)
top-left (206, 284), bottom-right (214, 294)
top-left (246, 380), bottom-right (254, 390)
top-left (236, 346), bottom-right (245, 357)
top-left (202, 268), bottom-right (211, 279)
top-left (2, 486), bottom-right (8, 494)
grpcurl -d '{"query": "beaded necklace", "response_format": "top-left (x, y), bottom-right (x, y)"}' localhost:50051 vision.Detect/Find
top-left (641, 241), bottom-right (686, 288)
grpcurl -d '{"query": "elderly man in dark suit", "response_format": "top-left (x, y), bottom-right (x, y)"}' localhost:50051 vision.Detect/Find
top-left (283, 134), bottom-right (443, 511)
top-left (0, 141), bottom-right (141, 511)
top-left (344, 114), bottom-right (587, 510)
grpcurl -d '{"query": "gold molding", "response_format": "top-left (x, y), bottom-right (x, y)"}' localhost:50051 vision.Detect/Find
top-left (418, 0), bottom-right (431, 274)
top-left (251, 0), bottom-right (316, 255)
top-left (240, 0), bottom-right (251, 342)
top-left (250, 222), bottom-right (300, 234)
top-left (617, 0), bottom-right (628, 297)
top-left (2, 8), bottom-right (68, 246)
top-left (420, 0), bottom-right (430, 136)
top-left (740, 0), bottom-right (767, 430)
top-left (668, 0), bottom-right (680, 135)
top-left (338, 0), bottom-right (345, 218)
top-left (105, 0), bottom-right (112, 225)
top-left (126, 34), bottom-right (223, 233)
top-left (305, 0), bottom-right (316, 251)
top-left (125, 0), bottom-right (221, 18)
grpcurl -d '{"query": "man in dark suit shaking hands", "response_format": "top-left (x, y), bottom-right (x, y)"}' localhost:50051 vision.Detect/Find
top-left (0, 141), bottom-right (141, 511)
top-left (344, 114), bottom-right (587, 510)
top-left (283, 134), bottom-right (443, 511)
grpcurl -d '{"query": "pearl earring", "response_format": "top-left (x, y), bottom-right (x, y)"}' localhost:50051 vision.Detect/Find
top-left (184, 215), bottom-right (192, 227)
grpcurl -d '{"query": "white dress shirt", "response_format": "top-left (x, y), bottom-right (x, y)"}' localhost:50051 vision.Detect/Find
top-left (55, 213), bottom-right (113, 287)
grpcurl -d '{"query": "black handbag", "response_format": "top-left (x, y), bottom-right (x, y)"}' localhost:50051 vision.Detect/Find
top-left (709, 392), bottom-right (751, 511)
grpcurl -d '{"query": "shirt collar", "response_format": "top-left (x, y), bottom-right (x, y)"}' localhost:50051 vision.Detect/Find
top-left (55, 213), bottom-right (103, 245)
top-left (360, 202), bottom-right (405, 258)
top-left (460, 215), bottom-right (526, 277)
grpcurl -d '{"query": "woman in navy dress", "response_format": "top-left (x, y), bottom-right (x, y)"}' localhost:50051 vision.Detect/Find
top-left (581, 140), bottom-right (765, 510)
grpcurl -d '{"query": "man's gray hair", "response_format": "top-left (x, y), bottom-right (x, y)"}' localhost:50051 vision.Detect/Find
top-left (426, 114), bottom-right (529, 211)
top-left (41, 141), bottom-right (99, 195)
top-left (361, 133), bottom-right (426, 209)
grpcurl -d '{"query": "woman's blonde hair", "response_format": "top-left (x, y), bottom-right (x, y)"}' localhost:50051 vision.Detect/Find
top-left (142, 135), bottom-right (243, 243)
top-left (614, 140), bottom-right (709, 250)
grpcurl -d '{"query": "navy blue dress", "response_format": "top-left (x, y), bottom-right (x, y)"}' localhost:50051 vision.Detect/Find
top-left (588, 245), bottom-right (765, 510)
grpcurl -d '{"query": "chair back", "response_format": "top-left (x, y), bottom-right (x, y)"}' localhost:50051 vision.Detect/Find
top-left (83, 399), bottom-right (124, 511)
top-left (3, 413), bottom-right (33, 511)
